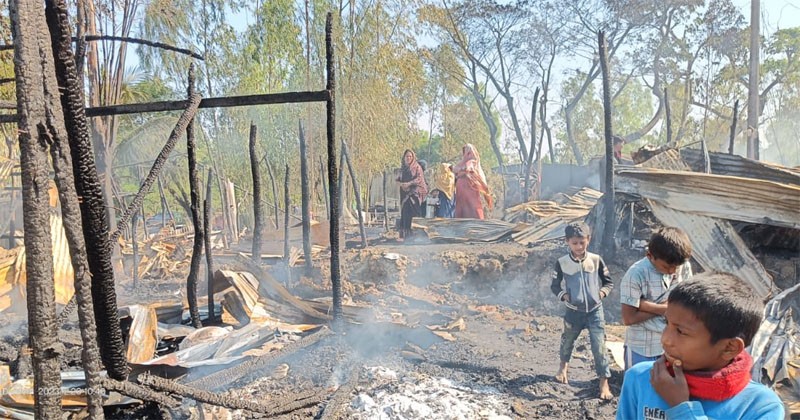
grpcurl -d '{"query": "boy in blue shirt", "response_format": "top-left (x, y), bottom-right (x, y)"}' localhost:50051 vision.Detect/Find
top-left (617, 272), bottom-right (784, 419)
top-left (551, 222), bottom-right (614, 399)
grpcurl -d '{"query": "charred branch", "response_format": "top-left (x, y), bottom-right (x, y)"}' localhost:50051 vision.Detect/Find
top-left (75, 35), bottom-right (203, 59)
top-left (319, 365), bottom-right (360, 420)
top-left (729, 99), bottom-right (739, 155)
top-left (283, 164), bottom-right (291, 260)
top-left (100, 377), bottom-right (180, 408)
top-left (265, 156), bottom-right (280, 230)
top-left (138, 373), bottom-right (283, 415)
top-left (109, 93), bottom-right (201, 243)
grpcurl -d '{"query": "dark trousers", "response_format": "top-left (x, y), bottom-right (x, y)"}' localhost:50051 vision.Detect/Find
top-left (399, 195), bottom-right (421, 238)
top-left (559, 306), bottom-right (611, 378)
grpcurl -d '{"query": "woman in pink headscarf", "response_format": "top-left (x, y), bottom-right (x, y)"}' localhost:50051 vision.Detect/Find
top-left (452, 143), bottom-right (493, 219)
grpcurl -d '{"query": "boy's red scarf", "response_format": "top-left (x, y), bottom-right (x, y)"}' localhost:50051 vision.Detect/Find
top-left (666, 352), bottom-right (753, 401)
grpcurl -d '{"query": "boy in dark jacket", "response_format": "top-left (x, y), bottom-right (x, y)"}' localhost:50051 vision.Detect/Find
top-left (551, 221), bottom-right (614, 399)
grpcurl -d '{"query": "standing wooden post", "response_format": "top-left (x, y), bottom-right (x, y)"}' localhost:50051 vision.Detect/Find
top-left (186, 64), bottom-right (204, 328)
top-left (265, 157), bottom-right (279, 230)
top-left (325, 13), bottom-right (343, 323)
top-left (729, 99), bottom-right (739, 155)
top-left (249, 123), bottom-right (263, 263)
top-left (382, 171), bottom-right (388, 232)
top-left (11, 0), bottom-right (63, 414)
top-left (204, 168), bottom-right (215, 323)
top-left (598, 31), bottom-right (616, 257)
top-left (136, 166), bottom-right (149, 240)
top-left (343, 141), bottom-right (367, 247)
top-left (299, 121), bottom-right (313, 275)
top-left (283, 164), bottom-right (291, 260)
top-left (523, 87), bottom-right (540, 211)
top-left (664, 87), bottom-right (672, 145)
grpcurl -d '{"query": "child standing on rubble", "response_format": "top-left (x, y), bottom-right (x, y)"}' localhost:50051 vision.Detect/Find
top-left (617, 273), bottom-right (783, 419)
top-left (551, 221), bottom-right (614, 400)
top-left (620, 227), bottom-right (693, 369)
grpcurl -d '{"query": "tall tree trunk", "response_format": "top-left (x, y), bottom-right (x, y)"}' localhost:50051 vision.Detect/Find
top-left (598, 31), bottom-right (616, 258)
top-left (664, 87), bottom-right (672, 145)
top-left (11, 0), bottom-right (63, 415)
top-left (299, 121), bottom-right (313, 276)
top-left (204, 168), bottom-right (215, 323)
top-left (249, 123), bottom-right (263, 263)
top-left (342, 141), bottom-right (366, 247)
top-left (747, 0), bottom-right (760, 160)
top-left (44, 0), bottom-right (128, 382)
top-left (523, 88), bottom-right (540, 208)
top-left (186, 65), bottom-right (203, 328)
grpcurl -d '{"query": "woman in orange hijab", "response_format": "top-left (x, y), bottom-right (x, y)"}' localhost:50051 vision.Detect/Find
top-left (452, 143), bottom-right (492, 219)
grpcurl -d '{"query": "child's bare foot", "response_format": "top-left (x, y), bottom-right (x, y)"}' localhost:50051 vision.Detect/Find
top-left (599, 377), bottom-right (613, 400)
top-left (554, 362), bottom-right (569, 384)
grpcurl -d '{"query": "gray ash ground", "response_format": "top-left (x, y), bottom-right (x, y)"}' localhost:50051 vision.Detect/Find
top-left (3, 236), bottom-right (795, 419)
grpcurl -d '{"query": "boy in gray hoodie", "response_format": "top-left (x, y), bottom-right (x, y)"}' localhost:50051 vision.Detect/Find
top-left (551, 221), bottom-right (614, 399)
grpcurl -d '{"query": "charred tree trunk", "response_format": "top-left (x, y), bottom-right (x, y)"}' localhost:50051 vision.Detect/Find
top-left (186, 65), bottom-right (203, 328)
top-left (599, 31), bottom-right (616, 258)
top-left (204, 168), bottom-right (215, 323)
top-left (342, 141), bottom-right (366, 247)
top-left (249, 123), bottom-right (263, 262)
top-left (283, 164), bottom-right (291, 260)
top-left (299, 121), bottom-right (313, 276)
top-left (325, 13), bottom-right (342, 324)
top-left (265, 157), bottom-right (280, 231)
top-left (729, 99), bottom-right (739, 155)
top-left (336, 145), bottom-right (345, 218)
top-left (43, 0), bottom-right (127, 381)
top-left (11, 0), bottom-right (64, 415)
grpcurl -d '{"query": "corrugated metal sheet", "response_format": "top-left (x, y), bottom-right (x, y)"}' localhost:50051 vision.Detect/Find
top-left (15, 212), bottom-right (75, 305)
top-left (617, 168), bottom-right (800, 229)
top-left (413, 218), bottom-right (516, 242)
top-left (647, 200), bottom-right (775, 300)
top-left (680, 148), bottom-right (800, 186)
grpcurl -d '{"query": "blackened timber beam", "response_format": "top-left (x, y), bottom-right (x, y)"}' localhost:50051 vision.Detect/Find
top-left (0, 90), bottom-right (330, 124)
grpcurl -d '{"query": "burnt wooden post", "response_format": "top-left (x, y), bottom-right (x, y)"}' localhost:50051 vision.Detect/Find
top-left (136, 166), bottom-right (149, 240)
top-left (336, 144), bottom-right (345, 217)
top-left (43, 0), bottom-right (127, 382)
top-left (204, 168), bottom-right (215, 322)
top-left (664, 88), bottom-right (673, 145)
top-left (249, 123), bottom-right (263, 263)
top-left (157, 175), bottom-right (172, 228)
top-left (265, 156), bottom-right (279, 230)
top-left (299, 121), bottom-right (313, 275)
top-left (12, 0), bottom-right (65, 414)
top-left (729, 99), bottom-right (739, 155)
top-left (342, 141), bottom-right (367, 247)
top-left (326, 12), bottom-right (343, 323)
top-left (598, 31), bottom-right (616, 257)
top-left (382, 171), bottom-right (388, 232)
top-left (186, 64), bottom-right (204, 328)
top-left (283, 164), bottom-right (291, 259)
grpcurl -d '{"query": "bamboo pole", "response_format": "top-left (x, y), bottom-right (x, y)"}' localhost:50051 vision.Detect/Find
top-left (186, 64), bottom-right (204, 328)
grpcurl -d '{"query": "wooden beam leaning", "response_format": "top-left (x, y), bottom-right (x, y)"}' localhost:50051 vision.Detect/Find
top-left (0, 90), bottom-right (329, 124)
